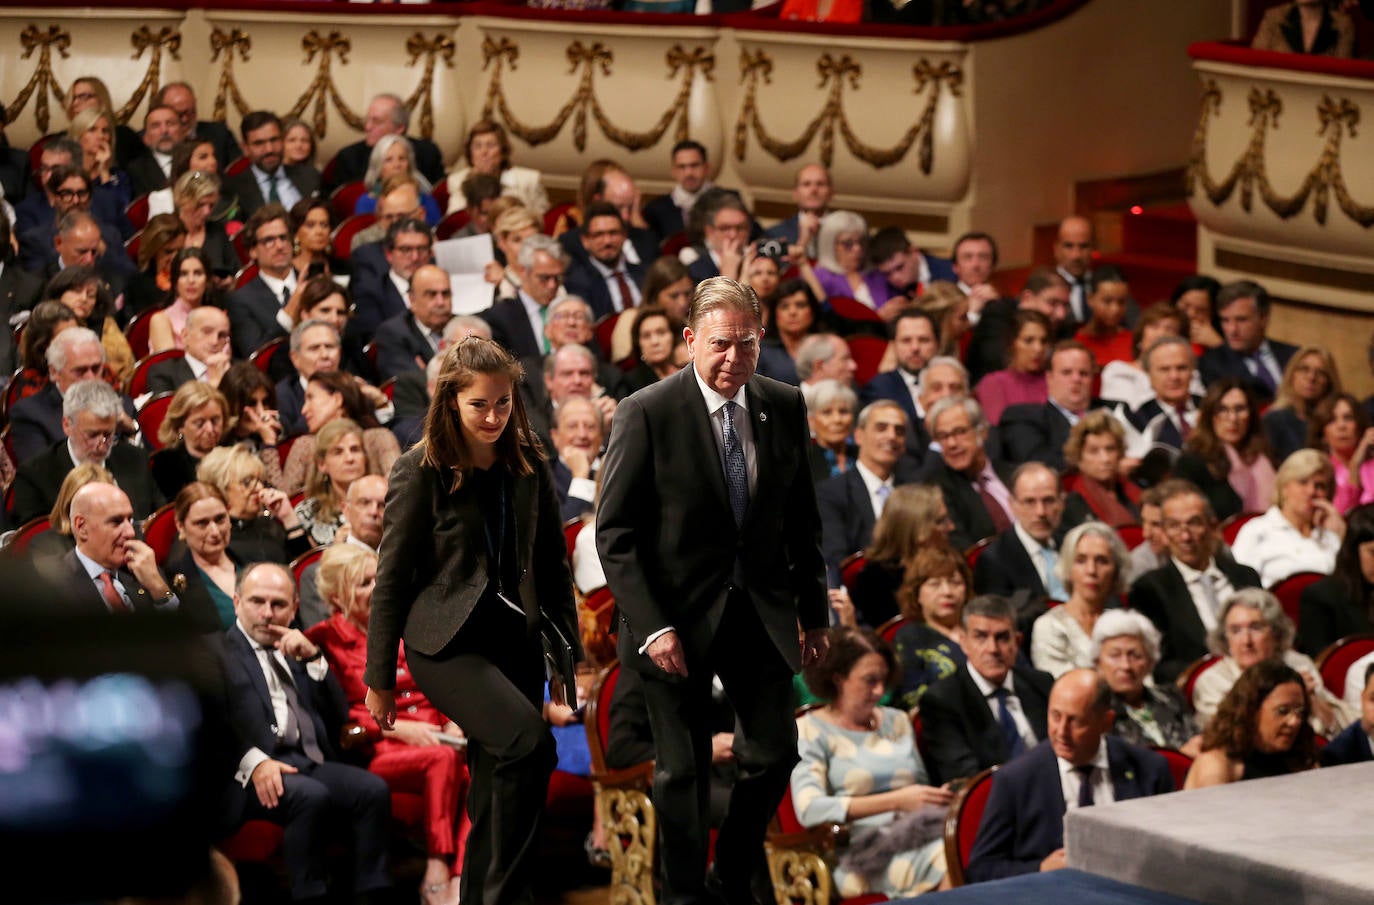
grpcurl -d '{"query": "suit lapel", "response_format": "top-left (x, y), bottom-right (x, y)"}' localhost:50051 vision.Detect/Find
top-left (676, 369), bottom-right (731, 519)
top-left (227, 628), bottom-right (279, 731)
top-left (1165, 563), bottom-right (1207, 651)
top-left (961, 669), bottom-right (1007, 760)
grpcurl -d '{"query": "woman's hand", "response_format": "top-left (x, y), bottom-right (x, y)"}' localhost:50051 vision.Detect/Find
top-left (483, 260), bottom-right (505, 285)
top-left (243, 405), bottom-right (281, 447)
top-left (1312, 497), bottom-right (1347, 540)
top-left (283, 275), bottom-right (308, 325)
top-left (386, 719), bottom-right (439, 746)
top-left (89, 141), bottom-right (113, 181)
top-left (1352, 427), bottom-right (1374, 471)
top-left (258, 486), bottom-right (300, 528)
top-left (355, 376), bottom-right (389, 410)
top-left (892, 783), bottom-right (954, 812)
top-left (827, 587), bottom-right (857, 628)
top-left (366, 687), bottom-right (397, 731)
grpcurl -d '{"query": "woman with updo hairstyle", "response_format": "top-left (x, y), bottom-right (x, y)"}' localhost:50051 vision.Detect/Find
top-left (1175, 378), bottom-right (1275, 522)
top-left (165, 481), bottom-right (240, 633)
top-left (365, 337), bottom-right (579, 905)
top-left (171, 170), bottom-right (237, 281)
top-left (1263, 346), bottom-right (1339, 462)
top-left (152, 381), bottom-right (230, 500)
top-left (1061, 411), bottom-right (1140, 528)
top-left (844, 485), bottom-right (955, 629)
top-left (281, 370), bottom-right (399, 495)
top-left (123, 213), bottom-right (187, 318)
top-left (1185, 660), bottom-right (1319, 789)
top-left (892, 545), bottom-right (971, 708)
top-left (1090, 609), bottom-right (1200, 756)
top-left (487, 204), bottom-right (540, 301)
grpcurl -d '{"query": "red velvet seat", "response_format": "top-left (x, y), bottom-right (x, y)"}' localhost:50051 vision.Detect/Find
top-left (136, 393), bottom-right (176, 451)
top-left (290, 546), bottom-right (326, 594)
top-left (436, 209), bottom-right (471, 241)
top-left (838, 552), bottom-right (865, 595)
top-left (141, 502), bottom-right (178, 565)
top-left (126, 349), bottom-right (185, 397)
top-left (1151, 746), bottom-right (1194, 790)
top-left (564, 517), bottom-right (586, 560)
top-left (543, 202), bottom-right (575, 236)
top-left (942, 765), bottom-right (998, 888)
top-left (126, 194), bottom-right (151, 231)
top-left (331, 213), bottom-right (377, 259)
top-left (1315, 634), bottom-right (1374, 699)
top-left (1115, 523), bottom-right (1144, 550)
top-left (234, 262), bottom-right (261, 290)
top-left (248, 335), bottom-right (283, 373)
top-left (846, 335), bottom-right (887, 388)
top-left (1176, 654), bottom-right (1221, 708)
top-left (964, 536), bottom-right (994, 570)
top-left (594, 312), bottom-right (621, 361)
top-left (1269, 571), bottom-right (1323, 630)
top-left (877, 615), bottom-right (908, 644)
top-left (828, 296), bottom-right (883, 325)
top-left (124, 307), bottom-right (165, 361)
top-left (329, 181), bottom-right (368, 221)
top-left (1220, 511), bottom-right (1262, 547)
top-left (5, 516), bottom-right (52, 555)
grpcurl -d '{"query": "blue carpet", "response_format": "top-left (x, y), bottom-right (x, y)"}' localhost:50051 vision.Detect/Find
top-left (919, 869), bottom-right (1204, 904)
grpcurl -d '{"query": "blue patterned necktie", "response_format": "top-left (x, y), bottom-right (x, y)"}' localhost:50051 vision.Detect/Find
top-left (722, 401), bottom-right (748, 527)
top-left (1039, 546), bottom-right (1067, 600)
top-left (992, 687), bottom-right (1025, 758)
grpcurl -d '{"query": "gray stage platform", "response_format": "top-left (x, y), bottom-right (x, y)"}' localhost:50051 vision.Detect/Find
top-left (1067, 762), bottom-right (1374, 905)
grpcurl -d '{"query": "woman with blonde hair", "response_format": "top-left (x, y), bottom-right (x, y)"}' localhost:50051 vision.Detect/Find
top-left (152, 382), bottom-right (230, 500)
top-left (30, 463), bottom-right (114, 561)
top-left (1231, 448), bottom-right (1345, 586)
top-left (916, 281), bottom-right (970, 357)
top-left (293, 418), bottom-right (377, 545)
top-left (1263, 346), bottom-right (1339, 462)
top-left (68, 105), bottom-right (132, 220)
top-left (485, 204), bottom-right (541, 301)
top-left (124, 214), bottom-right (187, 319)
top-left (170, 170), bottom-right (238, 282)
top-left (844, 485), bottom-right (955, 628)
top-left (64, 75), bottom-right (142, 171)
top-left (196, 446), bottom-right (306, 564)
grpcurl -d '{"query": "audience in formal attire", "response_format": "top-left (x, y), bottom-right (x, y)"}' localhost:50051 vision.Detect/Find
top-left (375, 264), bottom-right (453, 380)
top-left (624, 305), bottom-right (681, 392)
top-left (1030, 521), bottom-right (1129, 677)
top-left (683, 187), bottom-right (753, 284)
top-left (892, 545), bottom-right (970, 708)
top-left (1128, 335), bottom-right (1200, 452)
top-left (226, 204), bottom-right (299, 357)
top-left (148, 248), bottom-right (221, 354)
top-left (966, 268), bottom-right (1069, 387)
top-left (1053, 215), bottom-right (1097, 327)
top-left (1091, 610), bottom-right (1201, 756)
top-left (1061, 412), bottom-right (1140, 528)
top-left (1099, 303), bottom-right (1202, 411)
top-left (165, 481), bottom-right (241, 633)
top-left (27, 462), bottom-right (113, 563)
top-left (1186, 660), bottom-right (1320, 789)
top-left (1231, 449), bottom-right (1344, 586)
top-left (1173, 379), bottom-right (1276, 523)
top-left (146, 306), bottom-right (234, 395)
top-left (223, 111), bottom-right (320, 220)
top-left (483, 233), bottom-right (567, 359)
top-left (869, 226), bottom-right (955, 303)
top-left (444, 119), bottom-right (548, 218)
top-left (352, 217), bottom-right (435, 339)
top-left (1321, 664), bottom-right (1374, 767)
top-left (973, 462), bottom-right (1067, 606)
top-left (281, 117), bottom-right (318, 170)
top-left (153, 82), bottom-right (242, 171)
top-left (757, 279), bottom-right (823, 386)
top-left (642, 139), bottom-right (713, 242)
top-left (1262, 346), bottom-right (1339, 462)
top-left (550, 395), bottom-right (604, 523)
top-left (196, 446), bottom-right (308, 566)
top-left (1129, 486), bottom-right (1168, 581)
top-left (562, 202), bottom-right (645, 320)
top-left (921, 396), bottom-right (1014, 551)
top-left (1199, 280), bottom-right (1298, 405)
top-left (282, 374), bottom-right (398, 498)
top-left (150, 381), bottom-right (231, 501)
top-left (843, 484), bottom-right (954, 630)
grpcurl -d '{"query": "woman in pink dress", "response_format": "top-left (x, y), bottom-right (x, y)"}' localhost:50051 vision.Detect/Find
top-left (974, 309), bottom-right (1049, 424)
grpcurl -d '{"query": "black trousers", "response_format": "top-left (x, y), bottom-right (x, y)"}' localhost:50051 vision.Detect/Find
top-left (407, 602), bottom-right (556, 905)
top-left (640, 590), bottom-right (798, 905)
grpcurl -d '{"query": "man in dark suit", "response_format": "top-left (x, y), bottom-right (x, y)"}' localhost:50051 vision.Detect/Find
top-left (998, 341), bottom-right (1098, 470)
top-left (642, 139), bottom-right (712, 243)
top-left (322, 93), bottom-right (445, 191)
top-left (11, 380), bottom-right (161, 525)
top-left (921, 595), bottom-right (1054, 785)
top-left (685, 188), bottom-right (751, 285)
top-left (0, 213), bottom-right (42, 375)
top-left (762, 164), bottom-right (830, 258)
top-left (973, 463), bottom-right (1068, 602)
top-left (561, 166), bottom-right (660, 268)
top-left (550, 395), bottom-right (604, 523)
top-left (920, 395), bottom-right (1015, 551)
top-left (127, 105), bottom-right (180, 196)
top-left (374, 264), bottom-right (451, 380)
top-left (1129, 480), bottom-right (1261, 682)
top-left (222, 111), bottom-right (319, 219)
top-left (1321, 664), bottom-right (1374, 767)
top-left (868, 226), bottom-right (956, 303)
top-left (598, 277), bottom-right (828, 905)
top-left (276, 320), bottom-right (343, 438)
top-left (858, 310), bottom-right (941, 459)
top-left (226, 204), bottom-right (298, 358)
top-left (966, 268), bottom-right (1073, 388)
top-left (14, 138), bottom-right (127, 236)
top-left (1198, 280), bottom-right (1298, 404)
top-left (966, 669), bottom-right (1175, 882)
top-left (154, 82), bottom-right (242, 170)
top-left (146, 306), bottom-right (233, 395)
top-left (19, 189), bottom-right (134, 290)
top-left (1128, 336), bottom-right (1202, 451)
top-left (219, 562), bottom-right (392, 903)
top-left (483, 233), bottom-right (566, 360)
top-left (563, 203), bottom-right (647, 320)
top-left (523, 340), bottom-right (623, 450)
top-left (349, 217), bottom-right (433, 338)
top-left (818, 400), bottom-right (919, 577)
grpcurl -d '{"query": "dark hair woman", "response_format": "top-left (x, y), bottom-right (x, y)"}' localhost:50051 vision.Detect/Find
top-left (364, 337), bottom-right (579, 905)
top-left (757, 278), bottom-right (823, 386)
top-left (1174, 378), bottom-right (1274, 522)
top-left (1184, 660), bottom-right (1318, 789)
top-left (1298, 503), bottom-right (1374, 656)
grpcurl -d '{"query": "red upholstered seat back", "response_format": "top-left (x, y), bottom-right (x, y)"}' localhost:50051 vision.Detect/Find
top-left (775, 783), bottom-right (807, 835)
top-left (1270, 571), bottom-right (1323, 628)
top-left (141, 503), bottom-right (178, 564)
top-left (1317, 635), bottom-right (1374, 699)
top-left (1152, 747), bottom-right (1194, 790)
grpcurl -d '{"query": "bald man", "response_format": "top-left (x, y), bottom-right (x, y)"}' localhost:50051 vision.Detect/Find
top-left (764, 164), bottom-right (832, 258)
top-left (1053, 216), bottom-right (1137, 328)
top-left (146, 306), bottom-right (235, 394)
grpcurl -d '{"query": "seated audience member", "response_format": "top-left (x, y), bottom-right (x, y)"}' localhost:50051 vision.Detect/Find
top-left (43, 481), bottom-right (183, 617)
top-left (869, 225), bottom-right (955, 304)
top-left (562, 203), bottom-right (645, 319)
top-left (12, 380), bottom-right (160, 525)
top-left (1299, 505), bottom-right (1374, 656)
top-left (483, 233), bottom-right (567, 359)
top-left (1030, 522), bottom-right (1129, 678)
top-left (217, 562), bottom-right (392, 903)
top-left (354, 135), bottom-right (440, 224)
top-left (1128, 336), bottom-right (1201, 451)
top-left (276, 320), bottom-right (352, 438)
top-left (818, 401), bottom-right (918, 578)
top-left (445, 119), bottom-right (548, 217)
top-left (455, 173), bottom-right (503, 238)
top-left (965, 268), bottom-right (1071, 387)
top-left (550, 396), bottom-right (604, 522)
top-left (146, 136), bottom-right (224, 221)
top-left (892, 546), bottom-right (971, 708)
top-left (1100, 304), bottom-right (1203, 410)
top-left (265, 278), bottom-right (370, 383)
top-left (296, 475), bottom-right (389, 630)
top-left (922, 396), bottom-right (1014, 551)
top-left (23, 201), bottom-right (136, 302)
top-left (798, 334), bottom-right (857, 394)
top-left (324, 93), bottom-right (442, 190)
top-left (1174, 379), bottom-right (1275, 523)
top-left (1092, 610), bottom-right (1201, 756)
top-left (171, 171), bottom-right (238, 282)
top-left (1231, 449), bottom-right (1344, 586)
top-left (223, 110), bottom-right (321, 219)
top-left (641, 139), bottom-right (712, 242)
top-left (761, 163), bottom-right (829, 256)
top-left (792, 628), bottom-right (951, 897)
top-left (1251, 0), bottom-right (1354, 56)
top-left (524, 343), bottom-right (620, 447)
top-left (218, 362), bottom-right (288, 479)
top-left (151, 81), bottom-right (241, 172)
top-left (859, 310), bottom-right (940, 432)
top-left (1052, 216), bottom-right (1100, 327)
top-left (756, 279), bottom-right (823, 386)
top-left (289, 197), bottom-right (346, 280)
top-left (148, 249), bottom-right (222, 355)
top-left (292, 418), bottom-right (384, 545)
top-left (949, 231), bottom-right (1004, 341)
top-left (146, 306), bottom-right (234, 395)
top-left (973, 462), bottom-right (1067, 603)
top-left (907, 356), bottom-right (970, 460)
top-left (529, 295), bottom-right (628, 401)
top-left (845, 484), bottom-right (954, 629)
top-left (0, 105), bottom-right (30, 204)
top-left (9, 300), bottom-right (79, 407)
top-left (375, 264), bottom-right (453, 380)
top-left (1129, 486), bottom-right (1168, 581)
top-left (975, 310), bottom-right (1050, 425)
top-left (966, 670), bottom-right (1175, 882)
top-left (1193, 589), bottom-right (1351, 738)
top-left (684, 188), bottom-right (752, 284)
top-left (1262, 346), bottom-right (1339, 462)
top-left (1061, 412), bottom-right (1140, 529)
top-left (806, 379), bottom-right (859, 482)
top-left (624, 306), bottom-right (681, 392)
top-left (305, 544), bottom-right (468, 905)
top-left (353, 216), bottom-right (435, 339)
top-left (9, 326), bottom-right (137, 464)
top-left (1185, 660), bottom-right (1319, 789)
top-left (1309, 393), bottom-right (1374, 513)
top-left (282, 117), bottom-right (318, 169)
top-left (1072, 268), bottom-right (1134, 370)
top-left (618, 256), bottom-right (691, 364)
top-left (226, 203), bottom-right (298, 357)
top-left (28, 463), bottom-right (114, 563)
top-left (811, 211), bottom-right (893, 310)
top-left (350, 174), bottom-right (430, 253)
top-left (920, 595), bottom-right (1054, 785)
top-left (43, 264), bottom-right (135, 385)
top-left (1321, 663), bottom-right (1374, 766)
top-left (483, 203), bottom-right (540, 302)
top-left (164, 482), bottom-right (241, 633)
top-left (197, 446), bottom-right (309, 565)
top-left (150, 382), bottom-right (231, 501)
top-left (1198, 280), bottom-right (1297, 405)
top-left (0, 215), bottom-right (44, 335)
top-left (1171, 274), bottom-right (1224, 350)
top-left (1130, 480), bottom-right (1262, 681)
top-left (999, 341), bottom-right (1100, 473)
top-left (282, 374), bottom-right (399, 497)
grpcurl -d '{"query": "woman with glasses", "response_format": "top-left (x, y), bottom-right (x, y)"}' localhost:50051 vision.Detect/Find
top-left (1185, 660), bottom-right (1319, 789)
top-left (196, 445), bottom-right (310, 565)
top-left (1174, 379), bottom-right (1276, 523)
top-left (1262, 347), bottom-right (1339, 462)
top-left (813, 211), bottom-right (893, 310)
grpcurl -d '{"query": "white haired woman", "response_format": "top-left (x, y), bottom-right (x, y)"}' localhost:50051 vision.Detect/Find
top-left (1030, 521), bottom-right (1130, 677)
top-left (355, 134), bottom-right (441, 224)
top-left (812, 211), bottom-right (894, 310)
top-left (1091, 610), bottom-right (1201, 756)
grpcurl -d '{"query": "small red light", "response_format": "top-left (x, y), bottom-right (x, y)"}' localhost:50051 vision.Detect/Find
top-left (1129, 205), bottom-right (1144, 215)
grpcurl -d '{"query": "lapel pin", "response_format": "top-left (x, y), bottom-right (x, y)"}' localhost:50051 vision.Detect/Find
top-left (759, 412), bottom-right (768, 422)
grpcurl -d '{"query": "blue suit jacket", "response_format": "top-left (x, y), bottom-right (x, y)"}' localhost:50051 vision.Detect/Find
top-left (1321, 720), bottom-right (1373, 767)
top-left (686, 248), bottom-right (719, 285)
top-left (966, 738), bottom-right (1174, 882)
top-left (226, 277), bottom-right (289, 359)
top-left (350, 264), bottom-right (410, 337)
top-left (563, 256), bottom-right (649, 321)
top-left (275, 376), bottom-right (307, 439)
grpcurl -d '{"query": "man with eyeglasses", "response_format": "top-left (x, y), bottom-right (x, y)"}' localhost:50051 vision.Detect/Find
top-left (920, 395), bottom-right (1015, 551)
top-left (686, 188), bottom-right (753, 284)
top-left (563, 203), bottom-right (645, 320)
top-left (18, 172), bottom-right (133, 286)
top-left (1128, 479), bottom-right (1261, 683)
top-left (350, 217), bottom-right (433, 338)
top-left (973, 462), bottom-right (1069, 607)
top-left (375, 264), bottom-right (453, 380)
top-left (12, 379), bottom-right (161, 525)
top-left (227, 204), bottom-right (302, 358)
top-left (223, 111), bottom-right (319, 219)
top-left (9, 327), bottom-right (138, 464)
top-left (13, 139), bottom-right (123, 237)
top-left (483, 234), bottom-right (568, 360)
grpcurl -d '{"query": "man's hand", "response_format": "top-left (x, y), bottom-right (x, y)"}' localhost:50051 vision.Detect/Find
top-left (483, 260), bottom-right (505, 285)
top-left (827, 588), bottom-right (857, 628)
top-left (964, 283), bottom-right (999, 316)
top-left (711, 732), bottom-right (736, 764)
top-left (263, 623), bottom-right (321, 662)
top-left (251, 759), bottom-right (298, 808)
top-left (563, 447), bottom-right (593, 480)
top-left (801, 628), bottom-right (829, 666)
top-left (204, 351), bottom-right (232, 387)
top-left (646, 630), bottom-right (688, 677)
top-left (124, 539), bottom-right (169, 597)
top-left (718, 236), bottom-right (745, 281)
top-left (366, 687), bottom-right (397, 730)
top-left (797, 212), bottom-right (820, 249)
top-left (592, 394), bottom-right (617, 424)
top-left (386, 719), bottom-right (439, 746)
top-left (1040, 848), bottom-right (1067, 872)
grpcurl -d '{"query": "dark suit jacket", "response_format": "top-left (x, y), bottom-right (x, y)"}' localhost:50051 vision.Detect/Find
top-left (350, 267), bottom-right (410, 338)
top-left (8, 383), bottom-right (138, 465)
top-left (553, 458), bottom-right (597, 523)
top-left (597, 367), bottom-right (827, 672)
top-left (275, 376), bottom-right (308, 439)
top-left (920, 664), bottom-right (1054, 785)
top-left (562, 256), bottom-right (649, 320)
top-left (126, 154), bottom-right (169, 196)
top-left (641, 194), bottom-right (684, 243)
top-left (482, 296), bottom-right (544, 360)
top-left (1198, 341), bottom-right (1299, 402)
top-left (222, 164), bottom-right (320, 219)
top-left (1262, 407), bottom-right (1308, 464)
top-left (49, 548), bottom-right (166, 617)
top-left (965, 297), bottom-right (1019, 386)
top-left (920, 457), bottom-right (1014, 551)
top-left (11, 439), bottom-right (161, 525)
top-left (324, 137), bottom-right (445, 191)
top-left (1129, 555), bottom-right (1261, 682)
top-left (686, 248), bottom-right (719, 285)
top-left (998, 402), bottom-right (1078, 472)
top-left (364, 446), bottom-right (580, 689)
top-left (1128, 396), bottom-right (1202, 451)
top-left (0, 263), bottom-right (43, 375)
top-left (226, 276), bottom-right (289, 359)
top-left (146, 356), bottom-right (197, 396)
top-left (0, 139), bottom-right (28, 205)
top-left (817, 461), bottom-right (921, 576)
top-left (558, 227), bottom-right (659, 274)
top-left (18, 218), bottom-right (136, 283)
top-left (375, 311), bottom-right (437, 380)
top-left (973, 528), bottom-right (1049, 599)
top-left (1298, 575), bottom-right (1374, 657)
top-left (966, 738), bottom-right (1175, 882)
top-left (1172, 452), bottom-right (1244, 523)
top-left (1321, 719), bottom-right (1374, 767)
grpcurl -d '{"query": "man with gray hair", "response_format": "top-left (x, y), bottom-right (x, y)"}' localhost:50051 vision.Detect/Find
top-left (146, 306), bottom-right (234, 394)
top-left (276, 319), bottom-right (342, 437)
top-left (920, 395), bottom-right (1014, 550)
top-left (12, 380), bottom-right (161, 524)
top-left (374, 263), bottom-right (453, 379)
top-left (1128, 335), bottom-right (1201, 450)
top-left (532, 294), bottom-right (627, 401)
top-left (796, 333), bottom-right (857, 392)
top-left (323, 92), bottom-right (444, 191)
top-left (482, 233), bottom-right (568, 359)
top-left (9, 326), bottom-right (137, 463)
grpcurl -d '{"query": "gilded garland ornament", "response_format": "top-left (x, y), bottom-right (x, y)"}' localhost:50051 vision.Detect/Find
top-left (288, 30), bottom-right (365, 139)
top-left (210, 28), bottom-right (253, 123)
top-left (7, 25), bottom-right (72, 133)
top-left (116, 26), bottom-right (182, 126)
top-left (403, 33), bottom-right (457, 142)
